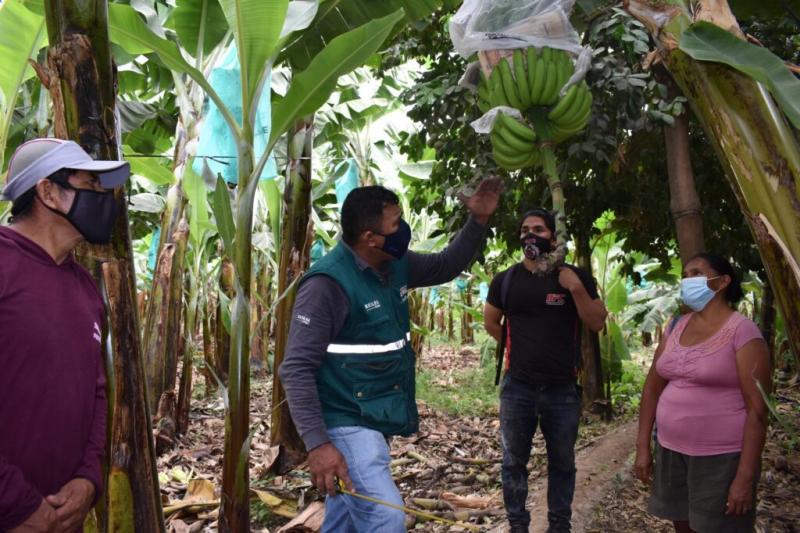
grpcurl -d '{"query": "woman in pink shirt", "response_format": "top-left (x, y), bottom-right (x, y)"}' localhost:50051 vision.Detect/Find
top-left (634, 253), bottom-right (771, 533)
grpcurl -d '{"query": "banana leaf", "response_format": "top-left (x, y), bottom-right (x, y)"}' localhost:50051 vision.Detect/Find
top-left (269, 10), bottom-right (404, 148)
top-left (183, 159), bottom-right (213, 251)
top-left (0, 0), bottom-right (46, 165)
top-left (123, 146), bottom-right (176, 186)
top-left (219, 0), bottom-right (288, 118)
top-left (212, 176), bottom-right (236, 258)
top-left (167, 0), bottom-right (228, 58)
top-left (281, 0), bottom-right (445, 69)
top-left (108, 3), bottom-right (241, 140)
top-left (679, 21), bottom-right (800, 130)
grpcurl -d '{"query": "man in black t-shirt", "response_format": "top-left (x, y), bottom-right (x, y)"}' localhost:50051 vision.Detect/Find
top-left (484, 208), bottom-right (607, 533)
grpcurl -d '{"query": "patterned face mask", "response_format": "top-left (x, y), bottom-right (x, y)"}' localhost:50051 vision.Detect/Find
top-left (520, 233), bottom-right (551, 260)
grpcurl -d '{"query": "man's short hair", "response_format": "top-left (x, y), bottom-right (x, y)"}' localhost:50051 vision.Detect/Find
top-left (341, 186), bottom-right (400, 245)
top-left (9, 168), bottom-right (74, 222)
top-left (519, 208), bottom-right (556, 234)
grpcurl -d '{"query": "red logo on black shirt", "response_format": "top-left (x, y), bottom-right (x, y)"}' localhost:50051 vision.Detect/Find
top-left (546, 293), bottom-right (566, 306)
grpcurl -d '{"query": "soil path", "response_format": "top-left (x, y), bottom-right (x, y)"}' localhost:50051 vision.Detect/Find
top-left (490, 420), bottom-right (637, 533)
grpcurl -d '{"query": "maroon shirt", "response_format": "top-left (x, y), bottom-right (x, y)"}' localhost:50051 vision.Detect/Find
top-left (0, 226), bottom-right (106, 529)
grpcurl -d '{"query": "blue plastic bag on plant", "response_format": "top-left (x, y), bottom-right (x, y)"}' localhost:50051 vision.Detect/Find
top-left (193, 44), bottom-right (278, 184)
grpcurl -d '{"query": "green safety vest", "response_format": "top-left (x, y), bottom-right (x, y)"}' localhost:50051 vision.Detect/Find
top-left (303, 242), bottom-right (418, 436)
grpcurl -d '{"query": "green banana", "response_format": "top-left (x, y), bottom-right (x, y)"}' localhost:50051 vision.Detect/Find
top-left (555, 53), bottom-right (573, 98)
top-left (552, 121), bottom-right (587, 143)
top-left (495, 121), bottom-right (533, 153)
top-left (513, 49), bottom-right (531, 108)
top-left (477, 97), bottom-right (491, 114)
top-left (498, 58), bottom-right (523, 109)
top-left (548, 83), bottom-right (580, 122)
top-left (493, 147), bottom-right (533, 170)
top-left (541, 46), bottom-right (552, 64)
top-left (561, 94), bottom-right (592, 131)
top-left (526, 146), bottom-right (542, 167)
top-left (555, 84), bottom-right (588, 127)
top-left (562, 85), bottom-right (593, 129)
top-left (526, 47), bottom-right (538, 99)
top-left (529, 56), bottom-right (547, 104)
top-left (540, 61), bottom-right (560, 105)
top-left (477, 77), bottom-right (491, 102)
top-left (489, 67), bottom-right (509, 107)
top-left (497, 112), bottom-right (536, 142)
top-left (491, 131), bottom-right (529, 160)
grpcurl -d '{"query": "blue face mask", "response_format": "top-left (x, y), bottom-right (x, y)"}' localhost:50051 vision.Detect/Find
top-left (377, 219), bottom-right (412, 260)
top-left (680, 276), bottom-right (721, 312)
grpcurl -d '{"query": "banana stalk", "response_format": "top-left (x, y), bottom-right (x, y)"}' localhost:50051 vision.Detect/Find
top-left (538, 145), bottom-right (568, 273)
top-left (270, 116), bottom-right (315, 472)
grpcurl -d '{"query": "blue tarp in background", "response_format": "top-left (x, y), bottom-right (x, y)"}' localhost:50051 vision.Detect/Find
top-left (334, 158), bottom-right (359, 207)
top-left (146, 227), bottom-right (161, 277)
top-left (478, 281), bottom-right (489, 302)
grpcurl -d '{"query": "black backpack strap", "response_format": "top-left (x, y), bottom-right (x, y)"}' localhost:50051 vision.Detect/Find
top-left (494, 264), bottom-right (521, 385)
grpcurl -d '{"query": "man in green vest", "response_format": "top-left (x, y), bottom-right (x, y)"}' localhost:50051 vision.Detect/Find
top-left (279, 179), bottom-right (502, 531)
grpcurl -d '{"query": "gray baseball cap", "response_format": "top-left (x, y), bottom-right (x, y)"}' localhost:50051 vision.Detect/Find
top-left (2, 138), bottom-right (130, 201)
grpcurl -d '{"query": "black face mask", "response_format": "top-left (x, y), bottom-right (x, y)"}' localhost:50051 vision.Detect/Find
top-left (376, 219), bottom-right (412, 260)
top-left (43, 182), bottom-right (119, 244)
top-left (520, 232), bottom-right (551, 260)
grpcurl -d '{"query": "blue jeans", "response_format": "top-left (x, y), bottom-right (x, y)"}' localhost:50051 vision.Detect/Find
top-left (321, 426), bottom-right (405, 533)
top-left (500, 376), bottom-right (581, 532)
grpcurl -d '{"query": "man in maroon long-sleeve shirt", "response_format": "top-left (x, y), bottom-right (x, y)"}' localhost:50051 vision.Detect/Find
top-left (1, 139), bottom-right (129, 532)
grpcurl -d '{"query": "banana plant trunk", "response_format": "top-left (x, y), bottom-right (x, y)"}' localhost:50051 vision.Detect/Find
top-left (39, 0), bottom-right (165, 528)
top-left (271, 117), bottom-right (315, 471)
top-left (177, 226), bottom-right (202, 435)
top-left (625, 0), bottom-right (800, 364)
top-left (574, 235), bottom-right (605, 407)
top-left (215, 255), bottom-right (235, 385)
top-left (142, 220), bottom-right (188, 411)
top-left (660, 72), bottom-right (705, 263)
top-left (759, 283), bottom-right (776, 362)
top-left (220, 136), bottom-right (257, 531)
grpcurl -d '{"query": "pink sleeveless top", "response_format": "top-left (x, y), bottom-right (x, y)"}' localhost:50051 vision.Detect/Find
top-left (655, 312), bottom-right (763, 456)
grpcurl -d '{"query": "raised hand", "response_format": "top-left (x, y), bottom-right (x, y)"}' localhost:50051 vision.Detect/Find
top-left (458, 176), bottom-right (504, 224)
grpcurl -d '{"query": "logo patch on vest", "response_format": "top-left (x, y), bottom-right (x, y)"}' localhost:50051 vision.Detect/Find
top-left (546, 293), bottom-right (566, 306)
top-left (295, 313), bottom-right (311, 326)
top-left (364, 300), bottom-right (381, 312)
top-left (399, 285), bottom-right (408, 301)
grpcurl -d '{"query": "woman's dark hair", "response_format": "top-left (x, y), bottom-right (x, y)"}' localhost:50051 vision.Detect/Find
top-left (518, 208), bottom-right (555, 234)
top-left (690, 252), bottom-right (744, 304)
top-left (9, 167), bottom-right (74, 222)
top-left (341, 186), bottom-right (399, 245)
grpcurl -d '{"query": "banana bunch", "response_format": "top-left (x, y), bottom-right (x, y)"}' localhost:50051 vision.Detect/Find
top-left (491, 112), bottom-right (540, 171)
top-left (477, 47), bottom-right (593, 170)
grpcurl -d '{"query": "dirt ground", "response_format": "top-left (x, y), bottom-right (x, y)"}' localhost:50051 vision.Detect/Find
top-left (156, 345), bottom-right (800, 532)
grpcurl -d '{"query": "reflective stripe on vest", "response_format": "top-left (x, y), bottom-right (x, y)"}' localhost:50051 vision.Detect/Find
top-left (327, 332), bottom-right (411, 354)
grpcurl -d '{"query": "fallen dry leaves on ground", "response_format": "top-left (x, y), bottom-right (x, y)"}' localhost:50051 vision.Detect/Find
top-left (155, 346), bottom-right (799, 532)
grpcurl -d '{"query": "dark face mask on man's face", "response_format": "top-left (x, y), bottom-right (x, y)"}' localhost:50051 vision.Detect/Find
top-left (520, 232), bottom-right (552, 260)
top-left (376, 219), bottom-right (412, 260)
top-left (42, 182), bottom-right (119, 244)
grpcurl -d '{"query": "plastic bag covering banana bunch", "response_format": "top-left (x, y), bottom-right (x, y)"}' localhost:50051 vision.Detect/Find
top-left (450, 0), bottom-right (593, 171)
top-left (450, 0), bottom-right (591, 85)
top-left (474, 47), bottom-right (593, 170)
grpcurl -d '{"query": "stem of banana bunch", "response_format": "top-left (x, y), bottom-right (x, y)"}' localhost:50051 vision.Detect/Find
top-left (540, 144), bottom-right (568, 272)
